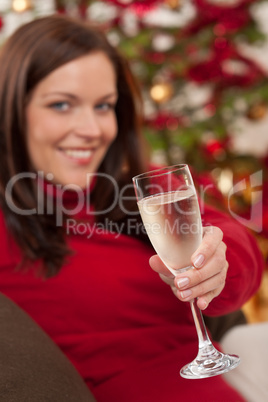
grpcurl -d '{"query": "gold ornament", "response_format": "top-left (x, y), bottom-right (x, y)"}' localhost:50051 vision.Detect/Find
top-left (150, 82), bottom-right (173, 104)
top-left (164, 0), bottom-right (182, 10)
top-left (12, 0), bottom-right (32, 13)
top-left (247, 102), bottom-right (267, 121)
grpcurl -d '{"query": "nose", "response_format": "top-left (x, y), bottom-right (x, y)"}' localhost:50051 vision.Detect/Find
top-left (74, 107), bottom-right (102, 138)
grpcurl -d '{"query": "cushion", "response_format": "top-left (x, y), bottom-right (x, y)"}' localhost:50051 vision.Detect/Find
top-left (0, 292), bottom-right (95, 402)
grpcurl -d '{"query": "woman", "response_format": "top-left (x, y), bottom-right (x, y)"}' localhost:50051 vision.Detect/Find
top-left (0, 15), bottom-right (264, 401)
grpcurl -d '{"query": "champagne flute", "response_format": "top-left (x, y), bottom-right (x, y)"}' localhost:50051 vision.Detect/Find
top-left (132, 164), bottom-right (240, 379)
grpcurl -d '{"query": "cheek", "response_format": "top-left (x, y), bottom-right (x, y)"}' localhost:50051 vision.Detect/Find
top-left (27, 110), bottom-right (62, 146)
top-left (26, 111), bottom-right (58, 171)
top-left (26, 109), bottom-right (47, 144)
top-left (26, 116), bottom-right (42, 159)
top-left (106, 115), bottom-right (118, 143)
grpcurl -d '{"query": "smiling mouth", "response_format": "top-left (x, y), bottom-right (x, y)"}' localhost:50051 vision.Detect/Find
top-left (61, 148), bottom-right (93, 160)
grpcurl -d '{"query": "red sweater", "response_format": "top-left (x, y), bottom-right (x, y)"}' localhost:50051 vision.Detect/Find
top-left (0, 199), bottom-right (264, 401)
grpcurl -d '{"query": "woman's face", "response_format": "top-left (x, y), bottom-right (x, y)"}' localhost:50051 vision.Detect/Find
top-left (26, 51), bottom-right (118, 188)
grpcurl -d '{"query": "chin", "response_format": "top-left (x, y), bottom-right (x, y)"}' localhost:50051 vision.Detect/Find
top-left (64, 182), bottom-right (87, 190)
top-left (51, 175), bottom-right (88, 190)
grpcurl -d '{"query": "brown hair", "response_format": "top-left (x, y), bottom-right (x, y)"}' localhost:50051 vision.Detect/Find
top-left (0, 15), bottom-right (148, 277)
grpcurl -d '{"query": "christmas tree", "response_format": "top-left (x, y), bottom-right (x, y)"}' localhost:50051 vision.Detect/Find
top-left (52, 0), bottom-right (268, 171)
top-left (1, 0), bottom-right (268, 262)
top-left (58, 0), bottom-right (268, 255)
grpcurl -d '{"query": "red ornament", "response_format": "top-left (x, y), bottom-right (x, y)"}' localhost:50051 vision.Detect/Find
top-left (214, 37), bottom-right (228, 50)
top-left (213, 23), bottom-right (226, 36)
top-left (205, 139), bottom-right (223, 154)
top-left (143, 51), bottom-right (166, 64)
top-left (187, 37), bottom-right (265, 88)
top-left (202, 135), bottom-right (230, 162)
top-left (186, 0), bottom-right (253, 35)
top-left (204, 102), bottom-right (216, 116)
top-left (146, 112), bottom-right (182, 131)
top-left (105, 0), bottom-right (161, 10)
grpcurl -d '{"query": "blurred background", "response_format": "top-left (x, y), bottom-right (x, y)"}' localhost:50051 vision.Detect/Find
top-left (1, 0), bottom-right (267, 322)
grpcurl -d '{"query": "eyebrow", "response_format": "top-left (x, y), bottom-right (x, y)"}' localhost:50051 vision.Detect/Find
top-left (42, 92), bottom-right (118, 100)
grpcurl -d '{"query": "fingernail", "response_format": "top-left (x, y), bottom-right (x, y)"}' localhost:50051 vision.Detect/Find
top-left (200, 300), bottom-right (208, 310)
top-left (193, 254), bottom-right (204, 268)
top-left (180, 289), bottom-right (192, 299)
top-left (202, 301), bottom-right (208, 310)
top-left (177, 277), bottom-right (189, 289)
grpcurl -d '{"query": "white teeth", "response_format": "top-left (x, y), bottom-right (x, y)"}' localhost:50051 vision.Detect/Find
top-left (64, 149), bottom-right (92, 159)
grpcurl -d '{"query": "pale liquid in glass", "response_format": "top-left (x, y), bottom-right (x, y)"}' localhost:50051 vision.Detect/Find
top-left (138, 189), bottom-right (202, 275)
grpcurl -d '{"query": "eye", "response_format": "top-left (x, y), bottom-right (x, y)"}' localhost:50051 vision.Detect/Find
top-left (95, 102), bottom-right (116, 112)
top-left (49, 101), bottom-right (70, 112)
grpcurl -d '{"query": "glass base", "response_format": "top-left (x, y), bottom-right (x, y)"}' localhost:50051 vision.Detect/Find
top-left (180, 347), bottom-right (240, 379)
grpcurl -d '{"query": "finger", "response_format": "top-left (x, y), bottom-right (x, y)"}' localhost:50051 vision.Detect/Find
top-left (159, 273), bottom-right (178, 297)
top-left (175, 261), bottom-right (228, 304)
top-left (149, 255), bottom-right (174, 278)
top-left (159, 273), bottom-right (175, 286)
top-left (196, 285), bottom-right (225, 310)
top-left (191, 226), bottom-right (224, 268)
top-left (177, 242), bottom-right (227, 290)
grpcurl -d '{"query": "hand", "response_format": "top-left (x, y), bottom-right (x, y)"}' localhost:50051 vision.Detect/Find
top-left (149, 226), bottom-right (228, 310)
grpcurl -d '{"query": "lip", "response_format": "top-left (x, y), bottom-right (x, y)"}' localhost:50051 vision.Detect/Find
top-left (58, 147), bottom-right (94, 165)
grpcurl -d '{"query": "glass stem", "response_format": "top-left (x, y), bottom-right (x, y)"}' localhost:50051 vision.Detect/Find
top-left (190, 298), bottom-right (212, 349)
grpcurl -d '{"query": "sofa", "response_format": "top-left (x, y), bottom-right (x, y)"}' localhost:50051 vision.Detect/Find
top-left (0, 292), bottom-right (95, 402)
